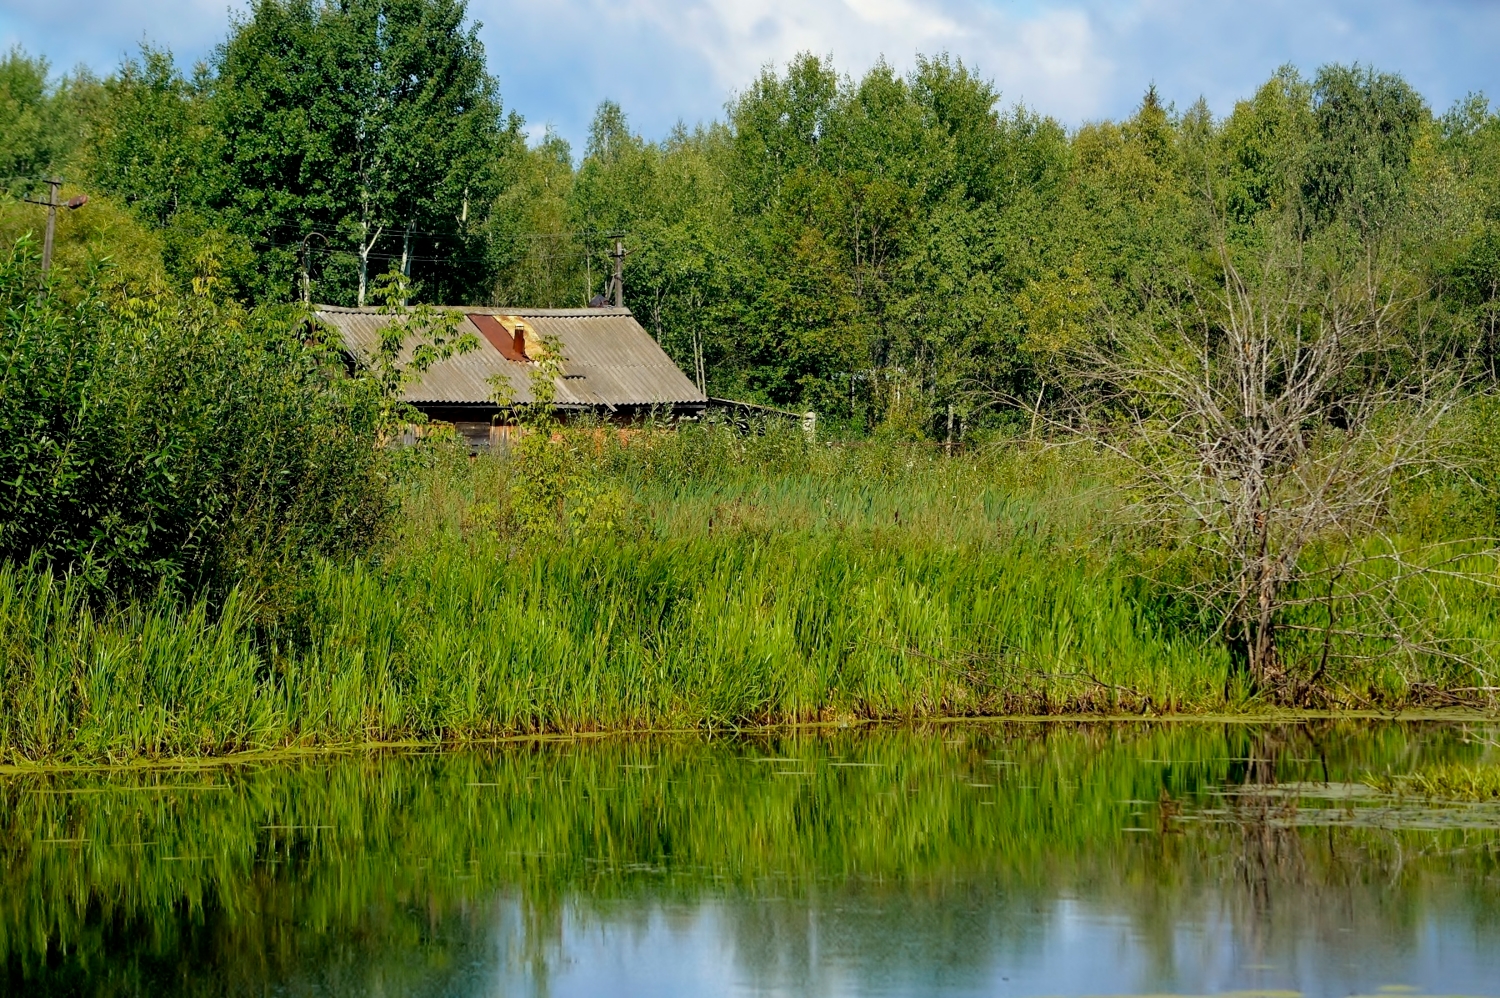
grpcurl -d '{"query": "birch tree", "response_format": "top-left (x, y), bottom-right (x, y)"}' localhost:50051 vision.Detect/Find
top-left (209, 0), bottom-right (517, 305)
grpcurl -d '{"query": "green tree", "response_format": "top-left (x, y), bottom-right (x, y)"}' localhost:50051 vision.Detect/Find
top-left (568, 104), bottom-right (735, 390)
top-left (206, 0), bottom-right (521, 305)
top-left (79, 47), bottom-right (239, 291)
top-left (0, 49), bottom-right (81, 190)
top-left (1216, 67), bottom-right (1314, 231)
top-left (489, 131), bottom-right (580, 308)
top-left (83, 48), bottom-right (210, 230)
top-left (1302, 64), bottom-right (1428, 235)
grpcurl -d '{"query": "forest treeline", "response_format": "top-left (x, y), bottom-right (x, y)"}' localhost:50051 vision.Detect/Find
top-left (5, 0), bottom-right (1499, 431)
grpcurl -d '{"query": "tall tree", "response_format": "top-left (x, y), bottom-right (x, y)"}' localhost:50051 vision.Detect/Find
top-left (568, 104), bottom-right (734, 389)
top-left (489, 131), bottom-right (580, 308)
top-left (84, 48), bottom-right (209, 231)
top-left (1302, 64), bottom-right (1427, 235)
top-left (208, 0), bottom-right (521, 304)
top-left (0, 49), bottom-right (81, 191)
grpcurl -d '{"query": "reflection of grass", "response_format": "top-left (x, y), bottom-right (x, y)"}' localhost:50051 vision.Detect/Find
top-left (1, 721), bottom-right (1493, 993)
top-left (1369, 761), bottom-right (1500, 801)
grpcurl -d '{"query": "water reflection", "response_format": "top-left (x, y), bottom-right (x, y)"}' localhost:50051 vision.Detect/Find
top-left (3, 721), bottom-right (1498, 996)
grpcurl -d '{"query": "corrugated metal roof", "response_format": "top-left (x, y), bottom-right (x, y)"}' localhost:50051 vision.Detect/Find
top-left (314, 305), bottom-right (707, 408)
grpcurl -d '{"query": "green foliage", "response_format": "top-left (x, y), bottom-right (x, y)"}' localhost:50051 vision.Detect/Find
top-left (12, 12), bottom-right (1499, 439)
top-left (3, 15), bottom-right (1500, 764)
top-left (490, 56), bottom-right (1496, 440)
top-left (6, 418), bottom-right (1500, 764)
top-left (0, 187), bottom-right (166, 291)
top-left (0, 49), bottom-right (94, 189)
top-left (493, 429), bottom-right (640, 541)
top-left (1302, 64), bottom-right (1428, 234)
top-left (1212, 68), bottom-right (1310, 240)
top-left (0, 430), bottom-right (1235, 763)
top-left (82, 47), bottom-right (210, 231)
top-left (491, 54), bottom-right (1079, 426)
top-left (487, 130), bottom-right (579, 306)
top-left (206, 0), bottom-right (522, 304)
top-left (0, 237), bottom-right (390, 598)
top-left (71, 2), bottom-right (523, 303)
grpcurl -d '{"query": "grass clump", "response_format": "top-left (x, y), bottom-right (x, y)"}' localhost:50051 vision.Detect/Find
top-left (0, 424), bottom-right (1242, 764)
top-left (1369, 761), bottom-right (1500, 801)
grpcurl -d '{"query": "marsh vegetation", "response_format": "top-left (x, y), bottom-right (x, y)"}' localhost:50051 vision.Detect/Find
top-left (3, 413), bottom-right (1500, 764)
top-left (4, 2), bottom-right (1500, 764)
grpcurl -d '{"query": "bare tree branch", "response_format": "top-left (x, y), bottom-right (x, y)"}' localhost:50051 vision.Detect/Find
top-left (989, 224), bottom-right (1496, 701)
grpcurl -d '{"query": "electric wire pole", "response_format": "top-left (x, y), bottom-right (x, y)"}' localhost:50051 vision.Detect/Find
top-left (21, 178), bottom-right (87, 286)
top-left (610, 239), bottom-right (627, 307)
top-left (40, 179), bottom-right (60, 279)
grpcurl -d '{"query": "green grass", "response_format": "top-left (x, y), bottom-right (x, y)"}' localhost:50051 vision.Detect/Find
top-left (1370, 760), bottom-right (1500, 800)
top-left (1, 423), bottom-right (1496, 765)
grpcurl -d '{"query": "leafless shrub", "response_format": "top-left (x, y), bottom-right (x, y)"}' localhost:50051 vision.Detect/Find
top-left (1015, 230), bottom-right (1499, 699)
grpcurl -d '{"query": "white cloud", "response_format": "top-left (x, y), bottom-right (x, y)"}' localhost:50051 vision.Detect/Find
top-left (2, 0), bottom-right (1497, 151)
top-left (524, 121), bottom-right (551, 145)
top-left (508, 0), bottom-right (1111, 130)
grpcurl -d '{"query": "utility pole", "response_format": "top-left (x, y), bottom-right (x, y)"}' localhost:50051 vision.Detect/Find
top-left (610, 239), bottom-right (627, 308)
top-left (21, 178), bottom-right (87, 287)
top-left (40, 179), bottom-right (61, 280)
top-left (299, 232), bottom-right (329, 305)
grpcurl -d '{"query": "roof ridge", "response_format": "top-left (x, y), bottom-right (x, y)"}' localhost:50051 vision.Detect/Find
top-left (312, 304), bottom-right (633, 316)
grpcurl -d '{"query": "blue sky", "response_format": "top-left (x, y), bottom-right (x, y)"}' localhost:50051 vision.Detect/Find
top-left (3, 0), bottom-right (1497, 151)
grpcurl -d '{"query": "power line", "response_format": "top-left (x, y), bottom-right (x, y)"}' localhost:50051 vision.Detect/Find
top-left (5, 176), bottom-right (631, 247)
top-left (261, 237), bottom-right (611, 266)
top-left (255, 223), bottom-right (623, 243)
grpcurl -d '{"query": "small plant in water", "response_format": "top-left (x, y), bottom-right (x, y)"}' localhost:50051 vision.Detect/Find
top-left (1366, 762), bottom-right (1500, 801)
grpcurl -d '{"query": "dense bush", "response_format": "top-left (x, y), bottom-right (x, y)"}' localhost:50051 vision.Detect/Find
top-left (0, 237), bottom-right (390, 599)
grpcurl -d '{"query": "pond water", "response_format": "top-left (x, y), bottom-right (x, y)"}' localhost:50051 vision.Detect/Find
top-left (4, 720), bottom-right (1500, 997)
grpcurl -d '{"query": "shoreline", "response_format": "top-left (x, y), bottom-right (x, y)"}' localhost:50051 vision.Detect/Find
top-left (4, 707), bottom-right (1494, 777)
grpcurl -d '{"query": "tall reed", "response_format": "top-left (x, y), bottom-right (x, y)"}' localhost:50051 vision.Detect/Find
top-left (2, 423), bottom-right (1495, 764)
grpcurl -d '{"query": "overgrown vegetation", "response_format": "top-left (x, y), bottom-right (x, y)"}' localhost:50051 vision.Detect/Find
top-left (2, 418), bottom-right (1499, 764)
top-left (0, 429), bottom-right (1219, 762)
top-left (0, 238), bottom-right (390, 600)
top-left (2, 2), bottom-right (1500, 761)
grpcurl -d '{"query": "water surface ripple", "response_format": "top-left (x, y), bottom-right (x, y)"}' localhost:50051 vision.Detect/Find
top-left (3, 720), bottom-right (1499, 996)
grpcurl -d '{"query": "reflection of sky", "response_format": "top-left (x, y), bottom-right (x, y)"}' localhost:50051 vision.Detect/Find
top-left (2, 1), bottom-right (1499, 153)
top-left (483, 889), bottom-right (1500, 997)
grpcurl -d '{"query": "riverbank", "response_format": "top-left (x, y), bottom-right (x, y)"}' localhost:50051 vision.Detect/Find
top-left (2, 709), bottom-right (1496, 777)
top-left (3, 427), bottom-right (1497, 766)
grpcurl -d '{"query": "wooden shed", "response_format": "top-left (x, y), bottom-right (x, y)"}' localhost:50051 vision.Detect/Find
top-left (316, 305), bottom-right (708, 445)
